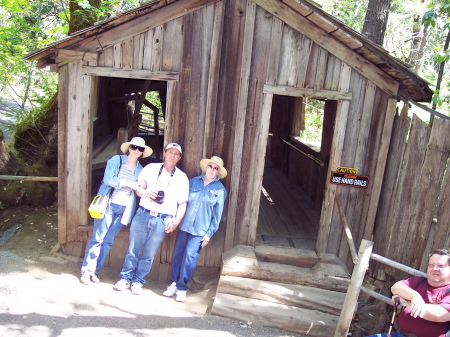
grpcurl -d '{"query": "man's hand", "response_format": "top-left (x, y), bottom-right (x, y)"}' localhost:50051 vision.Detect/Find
top-left (392, 295), bottom-right (408, 308)
top-left (392, 281), bottom-right (426, 319)
top-left (145, 190), bottom-right (158, 202)
top-left (409, 294), bottom-right (426, 318)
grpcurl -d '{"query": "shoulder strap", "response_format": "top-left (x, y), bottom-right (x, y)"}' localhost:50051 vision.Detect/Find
top-left (118, 155), bottom-right (123, 173)
top-left (416, 277), bottom-right (427, 288)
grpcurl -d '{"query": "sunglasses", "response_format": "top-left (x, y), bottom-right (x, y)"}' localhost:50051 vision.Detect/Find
top-left (130, 144), bottom-right (145, 152)
top-left (207, 164), bottom-right (219, 171)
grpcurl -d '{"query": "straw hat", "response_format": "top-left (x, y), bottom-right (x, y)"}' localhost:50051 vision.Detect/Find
top-left (120, 137), bottom-right (153, 158)
top-left (200, 156), bottom-right (227, 179)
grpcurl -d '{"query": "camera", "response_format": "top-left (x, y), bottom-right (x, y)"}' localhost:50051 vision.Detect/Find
top-left (154, 190), bottom-right (165, 204)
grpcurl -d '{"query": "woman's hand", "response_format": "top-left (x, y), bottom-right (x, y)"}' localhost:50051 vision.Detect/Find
top-left (164, 219), bottom-right (177, 233)
top-left (201, 235), bottom-right (211, 247)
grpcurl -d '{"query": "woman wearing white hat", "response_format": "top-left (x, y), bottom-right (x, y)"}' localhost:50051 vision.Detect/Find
top-left (163, 156), bottom-right (227, 302)
top-left (80, 137), bottom-right (152, 285)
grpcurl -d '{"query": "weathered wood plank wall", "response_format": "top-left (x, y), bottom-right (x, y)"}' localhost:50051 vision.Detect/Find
top-left (373, 108), bottom-right (450, 279)
top-left (60, 0), bottom-right (405, 280)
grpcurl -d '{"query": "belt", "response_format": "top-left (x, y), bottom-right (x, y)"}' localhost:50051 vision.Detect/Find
top-left (399, 329), bottom-right (419, 337)
top-left (139, 206), bottom-right (172, 218)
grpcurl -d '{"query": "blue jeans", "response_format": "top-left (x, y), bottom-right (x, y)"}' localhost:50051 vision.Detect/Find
top-left (81, 203), bottom-right (126, 275)
top-left (170, 230), bottom-right (203, 291)
top-left (367, 333), bottom-right (406, 337)
top-left (119, 207), bottom-right (168, 285)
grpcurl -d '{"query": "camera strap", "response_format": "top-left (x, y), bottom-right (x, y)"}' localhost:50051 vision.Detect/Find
top-left (156, 164), bottom-right (176, 190)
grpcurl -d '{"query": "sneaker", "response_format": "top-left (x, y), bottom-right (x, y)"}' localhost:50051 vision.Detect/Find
top-left (176, 290), bottom-right (187, 302)
top-left (80, 274), bottom-right (91, 285)
top-left (163, 282), bottom-right (177, 297)
top-left (113, 279), bottom-right (130, 291)
top-left (90, 274), bottom-right (100, 284)
top-left (131, 282), bottom-right (143, 295)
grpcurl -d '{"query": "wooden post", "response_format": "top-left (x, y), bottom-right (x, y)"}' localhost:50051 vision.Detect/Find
top-left (336, 198), bottom-right (359, 264)
top-left (334, 239), bottom-right (373, 337)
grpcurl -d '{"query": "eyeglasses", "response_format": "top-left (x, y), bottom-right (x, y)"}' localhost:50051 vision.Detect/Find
top-left (130, 144), bottom-right (145, 152)
top-left (207, 164), bottom-right (219, 171)
top-left (427, 263), bottom-right (449, 270)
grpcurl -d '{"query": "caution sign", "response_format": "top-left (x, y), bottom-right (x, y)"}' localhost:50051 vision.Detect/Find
top-left (336, 166), bottom-right (358, 175)
top-left (330, 172), bottom-right (369, 189)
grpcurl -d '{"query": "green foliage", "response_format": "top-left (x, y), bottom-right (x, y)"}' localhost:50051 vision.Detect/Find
top-left (300, 99), bottom-right (325, 145)
top-left (140, 91), bottom-right (164, 129)
top-left (0, 0), bottom-right (145, 138)
top-left (74, 0), bottom-right (145, 22)
top-left (433, 50), bottom-right (450, 64)
top-left (317, 0), bottom-right (368, 32)
top-left (420, 0), bottom-right (450, 109)
top-left (316, 0), bottom-right (450, 115)
top-left (0, 0), bottom-right (66, 114)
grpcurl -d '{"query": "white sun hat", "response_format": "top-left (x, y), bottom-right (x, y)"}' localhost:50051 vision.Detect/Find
top-left (120, 137), bottom-right (153, 158)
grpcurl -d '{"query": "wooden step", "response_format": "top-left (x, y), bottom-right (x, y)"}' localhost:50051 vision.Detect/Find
top-left (254, 245), bottom-right (319, 267)
top-left (222, 245), bottom-right (350, 292)
top-left (212, 245), bottom-right (351, 336)
top-left (216, 275), bottom-right (345, 316)
top-left (211, 292), bottom-right (339, 337)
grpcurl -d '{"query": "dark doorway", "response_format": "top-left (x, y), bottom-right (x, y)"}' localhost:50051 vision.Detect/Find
top-left (90, 77), bottom-right (167, 194)
top-left (256, 94), bottom-right (337, 249)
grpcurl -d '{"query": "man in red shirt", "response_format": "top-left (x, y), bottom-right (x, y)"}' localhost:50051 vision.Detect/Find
top-left (391, 249), bottom-right (450, 337)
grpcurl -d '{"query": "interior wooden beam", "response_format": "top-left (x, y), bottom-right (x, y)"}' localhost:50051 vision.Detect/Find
top-left (134, 80), bottom-right (152, 116)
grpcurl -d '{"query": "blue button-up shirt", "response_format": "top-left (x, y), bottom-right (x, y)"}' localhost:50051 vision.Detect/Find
top-left (178, 173), bottom-right (227, 238)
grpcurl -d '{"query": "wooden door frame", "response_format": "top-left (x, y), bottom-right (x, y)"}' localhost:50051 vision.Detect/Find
top-left (246, 82), bottom-right (353, 248)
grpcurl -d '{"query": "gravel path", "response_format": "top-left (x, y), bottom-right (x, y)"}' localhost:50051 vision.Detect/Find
top-left (0, 245), bottom-right (303, 337)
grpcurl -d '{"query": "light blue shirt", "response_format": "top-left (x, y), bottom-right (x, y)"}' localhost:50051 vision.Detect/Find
top-left (97, 154), bottom-right (143, 225)
top-left (179, 173), bottom-right (227, 238)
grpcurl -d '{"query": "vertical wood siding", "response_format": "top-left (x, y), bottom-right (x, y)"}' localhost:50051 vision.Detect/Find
top-left (59, 61), bottom-right (96, 243)
top-left (60, 0), bottom-right (404, 278)
top-left (373, 110), bottom-right (450, 278)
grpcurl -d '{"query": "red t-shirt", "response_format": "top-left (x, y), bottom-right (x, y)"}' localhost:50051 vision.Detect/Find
top-left (397, 276), bottom-right (450, 337)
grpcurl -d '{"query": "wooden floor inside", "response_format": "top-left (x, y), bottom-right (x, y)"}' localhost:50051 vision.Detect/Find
top-left (256, 166), bottom-right (320, 250)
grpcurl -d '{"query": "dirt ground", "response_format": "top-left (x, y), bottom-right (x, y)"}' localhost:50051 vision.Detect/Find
top-left (0, 204), bottom-right (305, 337)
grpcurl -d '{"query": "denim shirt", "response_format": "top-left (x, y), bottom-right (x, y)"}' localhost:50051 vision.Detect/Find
top-left (96, 154), bottom-right (143, 225)
top-left (178, 173), bottom-right (227, 238)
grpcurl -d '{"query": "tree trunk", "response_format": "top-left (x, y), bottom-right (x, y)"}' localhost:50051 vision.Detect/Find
top-left (362, 0), bottom-right (392, 46)
top-left (68, 0), bottom-right (102, 35)
top-left (0, 129), bottom-right (20, 175)
top-left (432, 28), bottom-right (450, 111)
top-left (408, 15), bottom-right (431, 74)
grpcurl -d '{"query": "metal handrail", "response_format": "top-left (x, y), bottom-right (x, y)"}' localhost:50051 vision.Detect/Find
top-left (0, 175), bottom-right (57, 182)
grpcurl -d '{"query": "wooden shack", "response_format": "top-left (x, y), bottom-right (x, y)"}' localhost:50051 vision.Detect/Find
top-left (25, 0), bottom-right (447, 333)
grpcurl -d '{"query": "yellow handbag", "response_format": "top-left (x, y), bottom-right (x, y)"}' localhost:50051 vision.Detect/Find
top-left (88, 195), bottom-right (109, 219)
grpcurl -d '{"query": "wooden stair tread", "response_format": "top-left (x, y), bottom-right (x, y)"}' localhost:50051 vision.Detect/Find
top-left (212, 245), bottom-right (351, 335)
top-left (222, 245), bottom-right (350, 292)
top-left (255, 245), bottom-right (319, 267)
top-left (211, 292), bottom-right (339, 337)
top-left (216, 275), bottom-right (345, 316)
